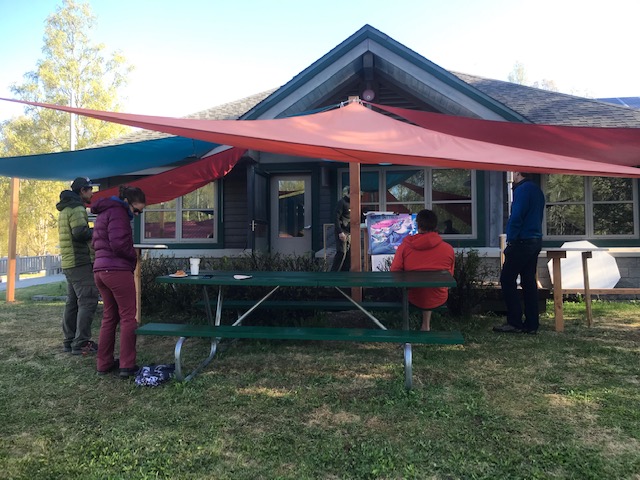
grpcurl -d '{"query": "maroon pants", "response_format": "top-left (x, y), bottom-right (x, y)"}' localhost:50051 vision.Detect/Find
top-left (94, 270), bottom-right (137, 371)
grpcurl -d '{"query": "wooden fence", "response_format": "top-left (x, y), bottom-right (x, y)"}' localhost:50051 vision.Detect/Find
top-left (0, 255), bottom-right (62, 279)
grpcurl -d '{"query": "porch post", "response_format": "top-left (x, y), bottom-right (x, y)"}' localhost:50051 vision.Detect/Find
top-left (349, 162), bottom-right (362, 301)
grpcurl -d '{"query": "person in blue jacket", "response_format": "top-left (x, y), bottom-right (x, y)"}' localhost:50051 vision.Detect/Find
top-left (494, 171), bottom-right (545, 334)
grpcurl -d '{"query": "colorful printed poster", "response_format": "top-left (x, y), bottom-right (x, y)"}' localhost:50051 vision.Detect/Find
top-left (366, 213), bottom-right (416, 255)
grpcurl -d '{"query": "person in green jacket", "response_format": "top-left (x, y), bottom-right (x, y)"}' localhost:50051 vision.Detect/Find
top-left (57, 177), bottom-right (99, 355)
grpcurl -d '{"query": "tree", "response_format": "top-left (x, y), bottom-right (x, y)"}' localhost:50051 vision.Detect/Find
top-left (0, 0), bottom-right (132, 256)
top-left (532, 79), bottom-right (559, 92)
top-left (507, 62), bottom-right (559, 92)
top-left (507, 61), bottom-right (528, 85)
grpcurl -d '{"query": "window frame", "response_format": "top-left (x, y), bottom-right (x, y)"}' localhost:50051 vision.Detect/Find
top-left (543, 175), bottom-right (638, 239)
top-left (338, 166), bottom-right (477, 239)
top-left (141, 182), bottom-right (219, 244)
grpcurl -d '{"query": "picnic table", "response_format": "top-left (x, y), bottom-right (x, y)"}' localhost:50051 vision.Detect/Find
top-left (137, 270), bottom-right (462, 389)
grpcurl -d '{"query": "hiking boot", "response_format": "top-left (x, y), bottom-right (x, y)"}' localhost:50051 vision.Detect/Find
top-left (97, 359), bottom-right (120, 375)
top-left (119, 365), bottom-right (140, 379)
top-left (71, 340), bottom-right (99, 356)
top-left (492, 323), bottom-right (522, 333)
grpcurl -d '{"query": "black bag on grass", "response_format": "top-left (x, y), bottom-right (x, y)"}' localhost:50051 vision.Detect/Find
top-left (134, 363), bottom-right (175, 387)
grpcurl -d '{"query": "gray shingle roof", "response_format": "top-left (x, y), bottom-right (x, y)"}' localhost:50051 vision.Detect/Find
top-left (453, 72), bottom-right (640, 127)
top-left (597, 97), bottom-right (640, 109)
top-left (89, 89), bottom-right (276, 148)
top-left (90, 72), bottom-right (640, 152)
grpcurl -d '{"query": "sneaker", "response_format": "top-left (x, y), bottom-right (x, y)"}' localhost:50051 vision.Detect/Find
top-left (492, 323), bottom-right (522, 333)
top-left (97, 359), bottom-right (120, 375)
top-left (71, 340), bottom-right (99, 356)
top-left (63, 344), bottom-right (72, 353)
top-left (119, 365), bottom-right (140, 379)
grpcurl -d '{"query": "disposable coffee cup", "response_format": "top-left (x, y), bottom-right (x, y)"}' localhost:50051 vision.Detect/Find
top-left (189, 258), bottom-right (201, 276)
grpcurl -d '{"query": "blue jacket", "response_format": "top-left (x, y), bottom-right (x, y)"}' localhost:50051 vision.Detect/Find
top-left (506, 178), bottom-right (545, 242)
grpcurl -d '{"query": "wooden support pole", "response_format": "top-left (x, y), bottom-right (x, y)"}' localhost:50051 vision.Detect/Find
top-left (134, 248), bottom-right (142, 324)
top-left (349, 161), bottom-right (362, 301)
top-left (6, 177), bottom-right (19, 303)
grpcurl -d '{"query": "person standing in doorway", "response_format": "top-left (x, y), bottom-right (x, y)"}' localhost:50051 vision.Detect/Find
top-left (331, 186), bottom-right (351, 271)
top-left (57, 177), bottom-right (99, 355)
top-left (494, 171), bottom-right (545, 334)
top-left (92, 185), bottom-right (146, 378)
top-left (390, 209), bottom-right (455, 331)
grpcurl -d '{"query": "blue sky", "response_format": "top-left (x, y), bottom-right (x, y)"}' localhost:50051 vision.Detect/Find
top-left (1, 0), bottom-right (639, 122)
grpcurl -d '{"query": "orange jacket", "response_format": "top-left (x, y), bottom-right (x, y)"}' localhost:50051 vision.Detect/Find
top-left (390, 231), bottom-right (455, 309)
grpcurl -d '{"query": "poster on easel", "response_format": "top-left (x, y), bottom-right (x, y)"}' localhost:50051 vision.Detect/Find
top-left (365, 212), bottom-right (416, 255)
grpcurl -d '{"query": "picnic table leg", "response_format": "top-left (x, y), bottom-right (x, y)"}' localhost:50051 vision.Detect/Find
top-left (231, 286), bottom-right (281, 327)
top-left (174, 335), bottom-right (218, 382)
top-left (404, 343), bottom-right (413, 390)
top-left (581, 251), bottom-right (593, 327)
top-left (402, 287), bottom-right (413, 390)
top-left (172, 285), bottom-right (222, 382)
top-left (333, 287), bottom-right (388, 330)
top-left (547, 252), bottom-right (566, 332)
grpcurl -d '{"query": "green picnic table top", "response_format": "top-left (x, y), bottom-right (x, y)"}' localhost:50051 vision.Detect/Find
top-left (156, 270), bottom-right (456, 288)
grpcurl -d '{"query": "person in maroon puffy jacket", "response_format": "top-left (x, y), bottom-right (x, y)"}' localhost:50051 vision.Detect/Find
top-left (390, 209), bottom-right (455, 331)
top-left (91, 185), bottom-right (146, 378)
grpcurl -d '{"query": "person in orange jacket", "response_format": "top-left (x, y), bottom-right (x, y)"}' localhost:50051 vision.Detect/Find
top-left (390, 209), bottom-right (455, 331)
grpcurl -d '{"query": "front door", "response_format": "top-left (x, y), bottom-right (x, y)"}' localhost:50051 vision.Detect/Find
top-left (248, 165), bottom-right (270, 252)
top-left (270, 175), bottom-right (312, 255)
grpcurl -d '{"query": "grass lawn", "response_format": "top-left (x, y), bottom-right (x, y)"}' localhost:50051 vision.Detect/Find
top-left (1, 284), bottom-right (639, 479)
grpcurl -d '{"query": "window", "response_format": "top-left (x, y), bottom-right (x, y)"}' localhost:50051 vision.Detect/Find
top-left (544, 175), bottom-right (637, 238)
top-left (432, 169), bottom-right (472, 235)
top-left (142, 183), bottom-right (217, 242)
top-left (340, 167), bottom-right (475, 236)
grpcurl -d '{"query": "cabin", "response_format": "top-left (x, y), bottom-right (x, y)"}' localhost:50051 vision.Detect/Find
top-left (91, 25), bottom-right (640, 287)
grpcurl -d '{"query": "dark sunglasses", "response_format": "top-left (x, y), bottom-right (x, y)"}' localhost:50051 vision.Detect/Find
top-left (132, 207), bottom-right (144, 215)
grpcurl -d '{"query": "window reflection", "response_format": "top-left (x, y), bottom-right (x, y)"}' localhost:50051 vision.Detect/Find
top-left (143, 184), bottom-right (216, 241)
top-left (432, 169), bottom-right (472, 235)
top-left (278, 180), bottom-right (305, 238)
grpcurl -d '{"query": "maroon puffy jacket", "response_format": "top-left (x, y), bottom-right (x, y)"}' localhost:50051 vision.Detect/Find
top-left (91, 196), bottom-right (137, 272)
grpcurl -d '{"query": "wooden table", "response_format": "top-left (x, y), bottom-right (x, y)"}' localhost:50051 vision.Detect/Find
top-left (545, 248), bottom-right (608, 331)
top-left (133, 244), bottom-right (167, 323)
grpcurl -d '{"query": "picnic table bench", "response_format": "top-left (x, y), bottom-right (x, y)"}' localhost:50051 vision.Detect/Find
top-left (137, 270), bottom-right (462, 389)
top-left (195, 298), bottom-right (449, 313)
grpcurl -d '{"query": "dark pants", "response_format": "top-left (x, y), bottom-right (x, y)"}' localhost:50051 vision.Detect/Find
top-left (94, 270), bottom-right (138, 371)
top-left (331, 236), bottom-right (351, 272)
top-left (500, 239), bottom-right (542, 331)
top-left (62, 264), bottom-right (99, 350)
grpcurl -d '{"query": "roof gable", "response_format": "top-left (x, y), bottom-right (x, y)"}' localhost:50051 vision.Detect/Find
top-left (242, 25), bottom-right (526, 122)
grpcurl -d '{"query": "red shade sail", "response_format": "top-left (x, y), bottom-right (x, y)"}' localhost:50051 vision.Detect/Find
top-left (370, 102), bottom-right (640, 167)
top-left (2, 97), bottom-right (640, 178)
top-left (92, 147), bottom-right (245, 205)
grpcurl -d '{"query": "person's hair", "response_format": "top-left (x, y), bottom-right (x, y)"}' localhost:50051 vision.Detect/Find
top-left (416, 209), bottom-right (438, 232)
top-left (118, 185), bottom-right (146, 204)
top-left (342, 186), bottom-right (350, 197)
top-left (519, 172), bottom-right (532, 178)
